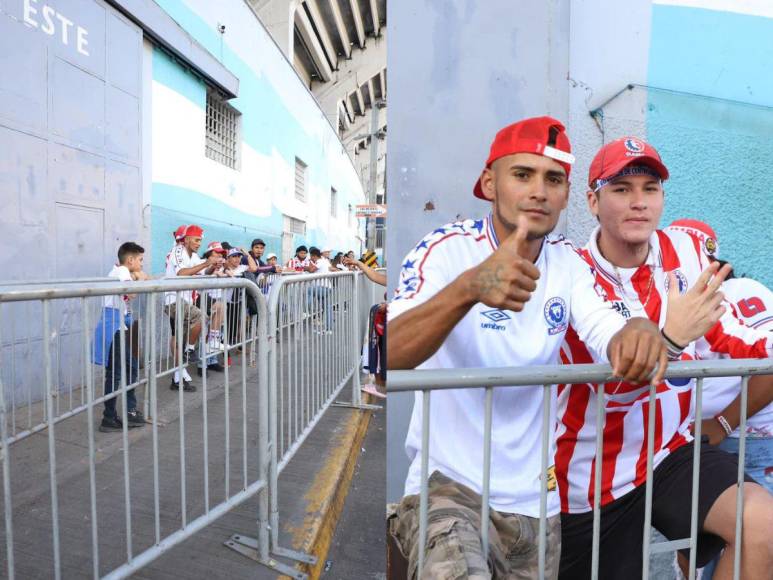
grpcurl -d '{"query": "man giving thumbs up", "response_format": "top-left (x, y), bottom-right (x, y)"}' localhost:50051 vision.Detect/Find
top-left (387, 116), bottom-right (665, 579)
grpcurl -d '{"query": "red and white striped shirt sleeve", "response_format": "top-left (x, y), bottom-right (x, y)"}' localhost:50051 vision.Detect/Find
top-left (674, 229), bottom-right (772, 358)
top-left (566, 247), bottom-right (626, 363)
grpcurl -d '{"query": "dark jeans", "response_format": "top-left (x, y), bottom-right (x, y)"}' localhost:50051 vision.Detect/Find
top-left (104, 330), bottom-right (139, 419)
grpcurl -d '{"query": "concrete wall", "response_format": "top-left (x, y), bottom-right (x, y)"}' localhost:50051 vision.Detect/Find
top-left (565, 0), bottom-right (773, 287)
top-left (646, 1), bottom-right (773, 285)
top-left (149, 0), bottom-right (366, 273)
top-left (386, 0), bottom-right (571, 503)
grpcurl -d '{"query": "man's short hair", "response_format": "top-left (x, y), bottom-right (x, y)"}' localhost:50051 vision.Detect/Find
top-left (296, 245), bottom-right (308, 254)
top-left (118, 242), bottom-right (144, 264)
top-left (309, 247), bottom-right (321, 257)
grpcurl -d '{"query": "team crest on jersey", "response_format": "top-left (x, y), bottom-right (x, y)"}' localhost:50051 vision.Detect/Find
top-left (665, 269), bottom-right (689, 295)
top-left (480, 308), bottom-right (510, 331)
top-left (704, 237), bottom-right (717, 256)
top-left (544, 297), bottom-right (568, 335)
top-left (593, 281), bottom-right (609, 300)
top-left (624, 138), bottom-right (645, 154)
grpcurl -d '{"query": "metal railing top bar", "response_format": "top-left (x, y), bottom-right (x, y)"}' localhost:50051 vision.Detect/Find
top-left (0, 277), bottom-right (263, 302)
top-left (0, 277), bottom-right (113, 286)
top-left (387, 358), bottom-right (773, 391)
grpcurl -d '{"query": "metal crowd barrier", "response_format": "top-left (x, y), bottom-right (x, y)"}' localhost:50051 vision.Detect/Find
top-left (0, 277), bottom-right (272, 580)
top-left (0, 271), bottom-right (379, 579)
top-left (240, 270), bottom-right (380, 569)
top-left (388, 358), bottom-right (773, 580)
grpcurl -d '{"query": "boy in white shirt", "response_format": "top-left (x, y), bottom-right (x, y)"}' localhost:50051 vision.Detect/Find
top-left (94, 242), bottom-right (148, 432)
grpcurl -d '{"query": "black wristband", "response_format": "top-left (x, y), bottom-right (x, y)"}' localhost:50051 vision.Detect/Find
top-left (661, 329), bottom-right (687, 350)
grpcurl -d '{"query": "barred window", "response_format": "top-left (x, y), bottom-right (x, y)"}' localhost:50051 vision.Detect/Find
top-left (289, 217), bottom-right (306, 236)
top-left (330, 188), bottom-right (337, 217)
top-left (205, 90), bottom-right (240, 169)
top-left (295, 157), bottom-right (307, 202)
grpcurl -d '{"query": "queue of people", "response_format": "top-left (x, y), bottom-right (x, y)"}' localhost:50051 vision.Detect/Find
top-left (93, 226), bottom-right (378, 431)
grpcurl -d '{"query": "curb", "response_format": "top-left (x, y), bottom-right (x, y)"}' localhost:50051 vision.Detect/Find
top-left (282, 392), bottom-right (377, 579)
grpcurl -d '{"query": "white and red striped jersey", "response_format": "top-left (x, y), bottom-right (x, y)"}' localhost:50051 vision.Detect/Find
top-left (696, 278), bottom-right (773, 438)
top-left (555, 227), bottom-right (773, 514)
top-left (389, 215), bottom-right (626, 517)
top-left (286, 255), bottom-right (310, 272)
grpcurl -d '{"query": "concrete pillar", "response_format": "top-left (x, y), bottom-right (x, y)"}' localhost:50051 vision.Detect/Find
top-left (257, 0), bottom-right (300, 61)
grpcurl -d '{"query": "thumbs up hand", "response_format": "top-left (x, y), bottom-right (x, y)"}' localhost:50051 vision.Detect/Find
top-left (466, 214), bottom-right (541, 312)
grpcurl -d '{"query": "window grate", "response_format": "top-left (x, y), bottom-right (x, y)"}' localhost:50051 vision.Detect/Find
top-left (289, 217), bottom-right (306, 236)
top-left (205, 90), bottom-right (240, 169)
top-left (295, 158), bottom-right (307, 201)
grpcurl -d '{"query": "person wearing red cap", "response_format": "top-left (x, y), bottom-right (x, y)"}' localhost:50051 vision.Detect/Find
top-left (164, 224), bottom-right (225, 391)
top-left (664, 220), bottom-right (773, 579)
top-left (556, 138), bottom-right (773, 579)
top-left (387, 117), bottom-right (668, 578)
top-left (164, 225), bottom-right (188, 273)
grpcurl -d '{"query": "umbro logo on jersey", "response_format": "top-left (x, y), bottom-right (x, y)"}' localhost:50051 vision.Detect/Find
top-left (480, 309), bottom-right (510, 331)
top-left (544, 297), bottom-right (568, 335)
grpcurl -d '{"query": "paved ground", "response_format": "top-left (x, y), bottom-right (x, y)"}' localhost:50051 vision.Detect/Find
top-left (0, 344), bottom-right (381, 580)
top-left (323, 398), bottom-right (386, 580)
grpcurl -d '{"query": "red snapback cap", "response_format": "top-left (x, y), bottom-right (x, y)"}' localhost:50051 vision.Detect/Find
top-left (588, 137), bottom-right (669, 189)
top-left (473, 116), bottom-right (575, 199)
top-left (174, 225), bottom-right (188, 240)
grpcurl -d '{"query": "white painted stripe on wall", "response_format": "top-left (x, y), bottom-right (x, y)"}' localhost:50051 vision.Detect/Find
top-left (653, 0), bottom-right (773, 19)
top-left (152, 80), bottom-right (359, 241)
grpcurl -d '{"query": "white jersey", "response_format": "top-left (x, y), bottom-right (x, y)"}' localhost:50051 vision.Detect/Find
top-left (104, 265), bottom-right (133, 329)
top-left (389, 215), bottom-right (626, 517)
top-left (222, 264), bottom-right (249, 302)
top-left (697, 278), bottom-right (773, 438)
top-left (164, 245), bottom-right (205, 305)
top-left (556, 228), bottom-right (773, 514)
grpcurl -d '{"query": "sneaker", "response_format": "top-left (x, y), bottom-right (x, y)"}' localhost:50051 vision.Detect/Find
top-left (126, 409), bottom-right (145, 427)
top-left (99, 415), bottom-right (123, 432)
top-left (175, 368), bottom-right (194, 385)
top-left (361, 384), bottom-right (386, 399)
top-left (170, 378), bottom-right (197, 392)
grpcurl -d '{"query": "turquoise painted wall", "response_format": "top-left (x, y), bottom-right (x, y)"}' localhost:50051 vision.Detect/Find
top-left (648, 5), bottom-right (773, 288)
top-left (149, 2), bottom-right (365, 275)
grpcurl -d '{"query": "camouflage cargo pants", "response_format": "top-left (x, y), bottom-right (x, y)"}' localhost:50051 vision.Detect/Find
top-left (388, 471), bottom-right (561, 579)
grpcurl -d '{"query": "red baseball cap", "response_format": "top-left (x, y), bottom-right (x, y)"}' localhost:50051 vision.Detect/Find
top-left (184, 224), bottom-right (204, 238)
top-left (473, 116), bottom-right (575, 199)
top-left (174, 225), bottom-right (188, 241)
top-left (667, 219), bottom-right (719, 258)
top-left (206, 241), bottom-right (226, 254)
top-left (588, 137), bottom-right (669, 189)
